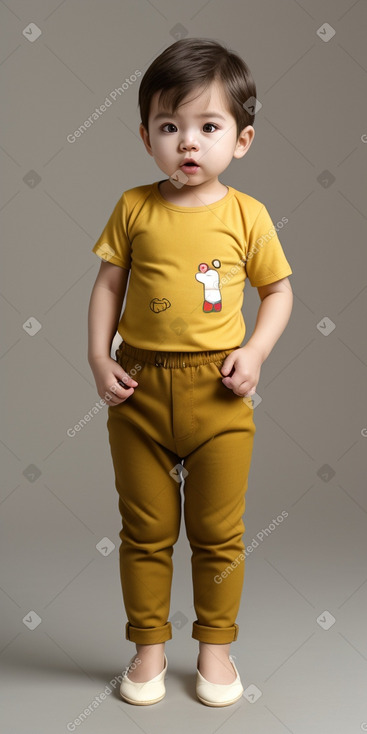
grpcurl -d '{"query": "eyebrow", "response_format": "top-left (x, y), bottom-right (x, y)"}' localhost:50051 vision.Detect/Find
top-left (153, 111), bottom-right (227, 121)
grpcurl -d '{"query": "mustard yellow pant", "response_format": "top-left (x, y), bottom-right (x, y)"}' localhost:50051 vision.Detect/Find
top-left (106, 340), bottom-right (256, 645)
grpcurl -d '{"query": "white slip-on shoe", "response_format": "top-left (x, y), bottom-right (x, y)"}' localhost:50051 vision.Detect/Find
top-left (120, 653), bottom-right (167, 705)
top-left (196, 654), bottom-right (244, 707)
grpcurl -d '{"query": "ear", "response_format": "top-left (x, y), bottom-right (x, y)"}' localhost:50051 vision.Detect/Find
top-left (139, 123), bottom-right (154, 157)
top-left (233, 125), bottom-right (255, 160)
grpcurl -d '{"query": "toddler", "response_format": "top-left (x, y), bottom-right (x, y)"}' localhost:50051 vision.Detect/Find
top-left (88, 37), bottom-right (293, 707)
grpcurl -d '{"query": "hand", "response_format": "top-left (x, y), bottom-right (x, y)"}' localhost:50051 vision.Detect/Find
top-left (219, 345), bottom-right (262, 397)
top-left (89, 356), bottom-right (138, 406)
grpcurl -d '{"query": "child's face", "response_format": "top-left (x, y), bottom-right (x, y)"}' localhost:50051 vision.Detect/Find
top-left (139, 80), bottom-right (254, 186)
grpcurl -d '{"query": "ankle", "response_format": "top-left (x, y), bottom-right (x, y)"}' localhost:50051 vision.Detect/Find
top-left (199, 642), bottom-right (231, 658)
top-left (135, 642), bottom-right (165, 657)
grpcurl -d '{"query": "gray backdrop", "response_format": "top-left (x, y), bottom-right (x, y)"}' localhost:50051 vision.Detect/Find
top-left (1, 0), bottom-right (366, 732)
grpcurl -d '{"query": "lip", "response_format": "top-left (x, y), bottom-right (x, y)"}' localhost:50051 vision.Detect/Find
top-left (180, 159), bottom-right (200, 167)
top-left (180, 159), bottom-right (200, 175)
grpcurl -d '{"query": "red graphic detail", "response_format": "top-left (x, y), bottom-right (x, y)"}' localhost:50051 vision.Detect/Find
top-left (203, 300), bottom-right (222, 312)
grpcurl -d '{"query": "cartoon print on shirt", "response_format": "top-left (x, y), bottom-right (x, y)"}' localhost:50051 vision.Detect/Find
top-left (150, 297), bottom-right (171, 313)
top-left (195, 259), bottom-right (222, 312)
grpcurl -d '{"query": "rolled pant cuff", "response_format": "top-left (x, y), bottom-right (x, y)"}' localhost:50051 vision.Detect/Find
top-left (192, 621), bottom-right (239, 643)
top-left (125, 621), bottom-right (172, 644)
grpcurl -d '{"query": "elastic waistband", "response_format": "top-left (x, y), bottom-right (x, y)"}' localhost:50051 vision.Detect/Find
top-left (119, 341), bottom-right (239, 368)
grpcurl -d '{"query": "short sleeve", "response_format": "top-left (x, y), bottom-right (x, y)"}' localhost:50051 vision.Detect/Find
top-left (92, 193), bottom-right (131, 269)
top-left (244, 204), bottom-right (292, 286)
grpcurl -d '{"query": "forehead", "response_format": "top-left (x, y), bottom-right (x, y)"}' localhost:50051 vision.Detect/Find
top-left (149, 79), bottom-right (232, 120)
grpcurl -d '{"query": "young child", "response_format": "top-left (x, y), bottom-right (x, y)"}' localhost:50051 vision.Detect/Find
top-left (88, 37), bottom-right (293, 707)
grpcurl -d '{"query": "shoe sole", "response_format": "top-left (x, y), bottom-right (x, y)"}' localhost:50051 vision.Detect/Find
top-left (196, 690), bottom-right (243, 707)
top-left (120, 691), bottom-right (166, 705)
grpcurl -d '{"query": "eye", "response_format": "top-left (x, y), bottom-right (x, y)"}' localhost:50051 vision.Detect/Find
top-left (203, 123), bottom-right (218, 132)
top-left (161, 123), bottom-right (177, 133)
top-left (161, 122), bottom-right (220, 133)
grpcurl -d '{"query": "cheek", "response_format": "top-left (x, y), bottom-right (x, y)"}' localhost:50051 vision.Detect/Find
top-left (218, 145), bottom-right (237, 166)
top-left (154, 137), bottom-right (174, 157)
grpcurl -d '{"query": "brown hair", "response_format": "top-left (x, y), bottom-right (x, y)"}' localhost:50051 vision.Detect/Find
top-left (138, 37), bottom-right (257, 139)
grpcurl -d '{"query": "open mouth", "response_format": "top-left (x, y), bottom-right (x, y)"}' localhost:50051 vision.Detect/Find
top-left (181, 160), bottom-right (200, 167)
top-left (180, 160), bottom-right (200, 173)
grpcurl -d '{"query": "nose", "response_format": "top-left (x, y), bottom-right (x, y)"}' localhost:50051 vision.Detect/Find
top-left (179, 132), bottom-right (199, 152)
top-left (180, 142), bottom-right (199, 153)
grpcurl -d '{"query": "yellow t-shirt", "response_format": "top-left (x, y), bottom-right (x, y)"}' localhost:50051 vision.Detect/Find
top-left (92, 180), bottom-right (292, 351)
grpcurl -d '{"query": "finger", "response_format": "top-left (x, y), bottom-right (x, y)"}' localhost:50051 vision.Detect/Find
top-left (117, 372), bottom-right (137, 389)
top-left (117, 369), bottom-right (138, 387)
top-left (105, 389), bottom-right (133, 405)
top-left (117, 378), bottom-right (132, 390)
top-left (104, 393), bottom-right (119, 405)
top-left (237, 377), bottom-right (252, 394)
top-left (111, 374), bottom-right (135, 394)
top-left (105, 382), bottom-right (134, 403)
